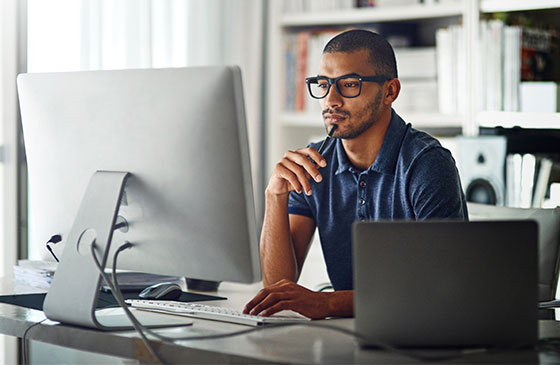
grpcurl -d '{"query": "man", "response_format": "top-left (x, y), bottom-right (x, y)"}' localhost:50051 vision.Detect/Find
top-left (243, 29), bottom-right (467, 319)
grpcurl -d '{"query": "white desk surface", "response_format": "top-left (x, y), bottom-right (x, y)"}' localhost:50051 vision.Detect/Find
top-left (1, 278), bottom-right (559, 364)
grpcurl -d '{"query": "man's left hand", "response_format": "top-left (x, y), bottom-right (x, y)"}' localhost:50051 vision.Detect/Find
top-left (243, 279), bottom-right (330, 319)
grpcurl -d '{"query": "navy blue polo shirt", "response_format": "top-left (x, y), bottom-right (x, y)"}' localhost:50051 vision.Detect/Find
top-left (288, 110), bottom-right (468, 291)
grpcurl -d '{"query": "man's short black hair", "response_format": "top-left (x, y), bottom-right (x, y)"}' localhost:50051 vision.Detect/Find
top-left (323, 29), bottom-right (398, 79)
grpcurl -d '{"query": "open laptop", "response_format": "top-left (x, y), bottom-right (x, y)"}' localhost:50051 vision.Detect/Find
top-left (353, 220), bottom-right (538, 348)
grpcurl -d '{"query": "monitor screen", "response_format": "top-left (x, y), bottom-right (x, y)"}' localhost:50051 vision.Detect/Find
top-left (17, 66), bottom-right (261, 328)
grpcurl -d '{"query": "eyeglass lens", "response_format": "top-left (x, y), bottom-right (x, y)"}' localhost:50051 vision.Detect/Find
top-left (309, 76), bottom-right (361, 98)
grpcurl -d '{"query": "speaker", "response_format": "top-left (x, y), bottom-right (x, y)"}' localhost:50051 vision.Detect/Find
top-left (456, 136), bottom-right (507, 206)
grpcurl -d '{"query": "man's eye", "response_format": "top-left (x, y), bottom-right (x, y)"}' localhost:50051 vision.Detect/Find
top-left (343, 82), bottom-right (359, 88)
top-left (317, 83), bottom-right (329, 89)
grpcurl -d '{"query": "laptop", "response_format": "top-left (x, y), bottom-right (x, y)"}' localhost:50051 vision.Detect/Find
top-left (353, 220), bottom-right (538, 348)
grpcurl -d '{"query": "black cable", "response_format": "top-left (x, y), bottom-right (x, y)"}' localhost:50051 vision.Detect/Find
top-left (21, 318), bottom-right (47, 365)
top-left (45, 234), bottom-right (62, 262)
top-left (90, 242), bottom-right (166, 364)
top-left (100, 243), bottom-right (493, 363)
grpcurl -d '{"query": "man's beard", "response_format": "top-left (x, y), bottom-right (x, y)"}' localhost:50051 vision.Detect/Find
top-left (323, 91), bottom-right (383, 139)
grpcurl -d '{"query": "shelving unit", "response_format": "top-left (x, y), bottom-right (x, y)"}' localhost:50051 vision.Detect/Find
top-left (280, 2), bottom-right (463, 26)
top-left (265, 0), bottom-right (560, 176)
top-left (480, 0), bottom-right (560, 12)
top-left (475, 0), bottom-right (560, 130)
top-left (477, 111), bottom-right (560, 129)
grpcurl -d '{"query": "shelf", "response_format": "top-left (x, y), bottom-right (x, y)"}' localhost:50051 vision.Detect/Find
top-left (398, 111), bottom-right (463, 128)
top-left (477, 111), bottom-right (560, 129)
top-left (280, 3), bottom-right (463, 27)
top-left (480, 0), bottom-right (560, 13)
top-left (281, 111), bottom-right (463, 129)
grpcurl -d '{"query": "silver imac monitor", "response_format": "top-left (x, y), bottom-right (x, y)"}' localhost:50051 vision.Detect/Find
top-left (17, 66), bottom-right (261, 329)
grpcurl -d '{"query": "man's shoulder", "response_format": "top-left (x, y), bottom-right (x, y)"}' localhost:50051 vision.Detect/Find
top-left (398, 125), bottom-right (453, 168)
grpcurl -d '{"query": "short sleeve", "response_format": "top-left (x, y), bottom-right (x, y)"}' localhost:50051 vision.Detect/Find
top-left (288, 190), bottom-right (314, 218)
top-left (407, 147), bottom-right (468, 220)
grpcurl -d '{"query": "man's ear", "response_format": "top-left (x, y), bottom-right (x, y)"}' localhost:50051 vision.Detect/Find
top-left (384, 79), bottom-right (400, 105)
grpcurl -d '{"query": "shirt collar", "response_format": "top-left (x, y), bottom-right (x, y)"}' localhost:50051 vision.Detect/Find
top-left (334, 109), bottom-right (408, 176)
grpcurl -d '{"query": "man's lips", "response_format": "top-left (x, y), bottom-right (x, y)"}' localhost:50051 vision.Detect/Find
top-left (323, 114), bottom-right (347, 123)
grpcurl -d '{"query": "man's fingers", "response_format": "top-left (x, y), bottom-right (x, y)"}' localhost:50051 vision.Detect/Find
top-left (285, 150), bottom-right (323, 183)
top-left (273, 163), bottom-right (303, 194)
top-left (260, 300), bottom-right (296, 317)
top-left (279, 159), bottom-right (313, 195)
top-left (248, 292), bottom-right (290, 316)
top-left (243, 284), bottom-right (281, 314)
top-left (243, 289), bottom-right (269, 314)
top-left (302, 147), bottom-right (327, 168)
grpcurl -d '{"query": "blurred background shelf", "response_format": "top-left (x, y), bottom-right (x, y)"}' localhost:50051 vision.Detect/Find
top-left (477, 111), bottom-right (560, 129)
top-left (480, 0), bottom-right (560, 13)
top-left (281, 111), bottom-right (463, 129)
top-left (280, 2), bottom-right (463, 26)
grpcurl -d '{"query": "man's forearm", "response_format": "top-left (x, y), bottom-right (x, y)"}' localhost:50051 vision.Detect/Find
top-left (260, 191), bottom-right (298, 286)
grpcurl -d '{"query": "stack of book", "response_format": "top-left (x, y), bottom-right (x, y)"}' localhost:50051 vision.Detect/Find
top-left (506, 154), bottom-right (557, 208)
top-left (478, 20), bottom-right (522, 112)
top-left (284, 28), bottom-right (346, 114)
top-left (436, 24), bottom-right (466, 115)
top-left (436, 20), bottom-right (557, 114)
top-left (282, 0), bottom-right (354, 13)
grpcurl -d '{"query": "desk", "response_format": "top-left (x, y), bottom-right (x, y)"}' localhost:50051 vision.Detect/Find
top-left (1, 279), bottom-right (560, 364)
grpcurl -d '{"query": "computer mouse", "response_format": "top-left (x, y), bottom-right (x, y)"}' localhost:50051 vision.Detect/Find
top-left (138, 282), bottom-right (183, 300)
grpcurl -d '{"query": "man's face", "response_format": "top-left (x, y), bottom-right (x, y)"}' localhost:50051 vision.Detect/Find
top-left (318, 49), bottom-right (386, 139)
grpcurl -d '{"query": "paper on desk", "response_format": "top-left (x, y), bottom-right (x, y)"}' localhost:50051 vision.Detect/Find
top-left (13, 260), bottom-right (182, 292)
top-left (13, 260), bottom-right (58, 289)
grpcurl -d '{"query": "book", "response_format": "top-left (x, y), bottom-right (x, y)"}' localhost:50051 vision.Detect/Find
top-left (532, 158), bottom-right (553, 208)
top-left (503, 26), bottom-right (521, 111)
top-left (521, 28), bottom-right (553, 81)
top-left (520, 153), bottom-right (536, 208)
top-left (506, 153), bottom-right (522, 207)
top-left (436, 27), bottom-right (455, 114)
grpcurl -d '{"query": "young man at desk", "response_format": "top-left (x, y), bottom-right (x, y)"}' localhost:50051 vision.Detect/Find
top-left (244, 29), bottom-right (468, 319)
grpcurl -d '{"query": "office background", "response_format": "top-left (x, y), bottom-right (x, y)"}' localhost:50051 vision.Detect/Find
top-left (1, 0), bottom-right (560, 363)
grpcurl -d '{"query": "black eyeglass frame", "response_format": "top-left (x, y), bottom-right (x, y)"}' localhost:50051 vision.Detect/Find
top-left (305, 73), bottom-right (392, 99)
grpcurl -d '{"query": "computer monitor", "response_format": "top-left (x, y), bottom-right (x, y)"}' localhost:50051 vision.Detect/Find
top-left (17, 66), bottom-right (261, 329)
top-left (467, 202), bottom-right (560, 319)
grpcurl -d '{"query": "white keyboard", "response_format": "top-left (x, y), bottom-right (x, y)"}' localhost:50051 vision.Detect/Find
top-left (126, 299), bottom-right (311, 327)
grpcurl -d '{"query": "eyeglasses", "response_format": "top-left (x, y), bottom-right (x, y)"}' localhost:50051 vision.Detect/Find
top-left (305, 73), bottom-right (391, 99)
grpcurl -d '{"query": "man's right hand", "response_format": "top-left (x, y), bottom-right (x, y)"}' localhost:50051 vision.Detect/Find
top-left (267, 147), bottom-right (327, 196)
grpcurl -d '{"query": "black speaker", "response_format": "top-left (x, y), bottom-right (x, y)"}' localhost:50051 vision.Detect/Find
top-left (457, 136), bottom-right (507, 206)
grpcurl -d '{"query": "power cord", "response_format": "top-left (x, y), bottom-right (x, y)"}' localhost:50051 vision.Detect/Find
top-left (21, 318), bottom-right (47, 365)
top-left (91, 241), bottom-right (502, 363)
top-left (90, 242), bottom-right (166, 364)
top-left (45, 234), bottom-right (62, 262)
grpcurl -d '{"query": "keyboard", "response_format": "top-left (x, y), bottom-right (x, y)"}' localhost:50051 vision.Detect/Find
top-left (126, 299), bottom-right (311, 327)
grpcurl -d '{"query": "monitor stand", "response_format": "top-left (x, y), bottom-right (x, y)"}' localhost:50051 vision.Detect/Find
top-left (43, 171), bottom-right (192, 330)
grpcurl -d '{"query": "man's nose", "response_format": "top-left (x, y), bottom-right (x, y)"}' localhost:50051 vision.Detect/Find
top-left (323, 84), bottom-right (343, 109)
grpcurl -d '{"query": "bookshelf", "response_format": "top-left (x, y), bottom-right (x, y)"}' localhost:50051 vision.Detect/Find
top-left (475, 0), bottom-right (560, 130)
top-left (265, 0), bottom-right (560, 175)
top-left (280, 2), bottom-right (464, 26)
top-left (480, 0), bottom-right (560, 12)
top-left (477, 111), bottom-right (560, 129)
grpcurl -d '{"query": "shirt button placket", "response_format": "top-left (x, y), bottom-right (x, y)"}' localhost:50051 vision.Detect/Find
top-left (358, 176), bottom-right (367, 221)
